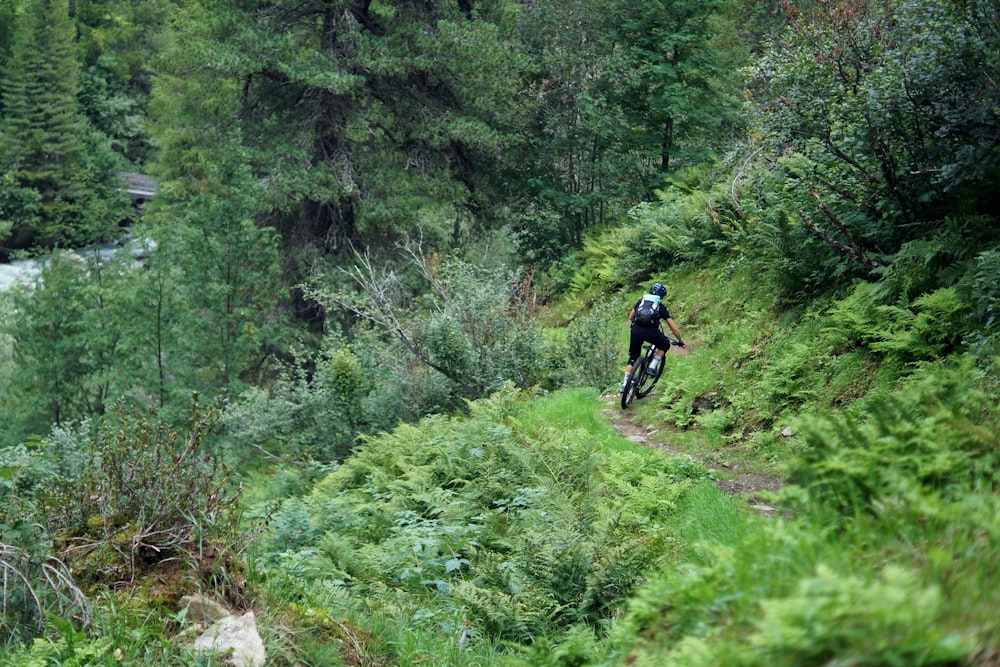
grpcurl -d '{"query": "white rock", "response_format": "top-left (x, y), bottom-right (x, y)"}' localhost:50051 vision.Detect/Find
top-left (191, 610), bottom-right (266, 667)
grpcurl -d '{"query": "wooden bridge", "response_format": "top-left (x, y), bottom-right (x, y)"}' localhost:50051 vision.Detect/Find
top-left (118, 172), bottom-right (158, 202)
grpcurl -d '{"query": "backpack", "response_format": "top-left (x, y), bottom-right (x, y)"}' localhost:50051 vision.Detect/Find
top-left (634, 295), bottom-right (659, 326)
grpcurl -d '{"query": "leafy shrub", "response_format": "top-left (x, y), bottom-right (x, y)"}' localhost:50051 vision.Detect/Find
top-left (41, 399), bottom-right (241, 587)
top-left (512, 204), bottom-right (576, 269)
top-left (311, 249), bottom-right (547, 407)
top-left (561, 300), bottom-right (624, 391)
top-left (0, 425), bottom-right (98, 644)
top-left (223, 338), bottom-right (375, 462)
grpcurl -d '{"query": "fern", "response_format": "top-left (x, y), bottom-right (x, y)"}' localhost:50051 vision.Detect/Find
top-left (868, 287), bottom-right (968, 360)
top-left (253, 387), bottom-right (706, 644)
top-left (784, 361), bottom-right (1000, 518)
top-left (877, 215), bottom-right (998, 301)
top-left (750, 564), bottom-right (968, 665)
top-left (826, 282), bottom-right (968, 362)
top-left (569, 232), bottom-right (628, 294)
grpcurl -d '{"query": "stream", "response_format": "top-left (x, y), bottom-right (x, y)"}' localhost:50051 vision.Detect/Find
top-left (0, 236), bottom-right (155, 291)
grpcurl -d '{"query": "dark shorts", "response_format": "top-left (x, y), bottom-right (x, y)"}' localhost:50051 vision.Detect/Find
top-left (628, 324), bottom-right (672, 364)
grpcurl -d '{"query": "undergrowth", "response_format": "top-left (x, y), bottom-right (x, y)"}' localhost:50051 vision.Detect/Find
top-left (244, 386), bottom-right (716, 664)
top-left (3, 254), bottom-right (999, 664)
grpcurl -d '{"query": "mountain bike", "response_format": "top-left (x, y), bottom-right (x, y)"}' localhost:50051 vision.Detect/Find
top-left (621, 336), bottom-right (682, 409)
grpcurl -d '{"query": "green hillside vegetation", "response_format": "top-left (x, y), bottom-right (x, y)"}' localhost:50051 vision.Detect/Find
top-left (1, 0), bottom-right (999, 664)
top-left (3, 248), bottom-right (998, 664)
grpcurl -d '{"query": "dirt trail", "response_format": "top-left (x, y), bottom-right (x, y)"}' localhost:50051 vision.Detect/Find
top-left (599, 394), bottom-right (782, 516)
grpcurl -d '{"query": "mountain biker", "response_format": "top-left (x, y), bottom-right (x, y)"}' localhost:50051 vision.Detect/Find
top-left (621, 282), bottom-right (686, 393)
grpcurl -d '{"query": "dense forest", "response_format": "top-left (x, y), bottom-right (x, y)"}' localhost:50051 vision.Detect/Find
top-left (1, 0), bottom-right (999, 664)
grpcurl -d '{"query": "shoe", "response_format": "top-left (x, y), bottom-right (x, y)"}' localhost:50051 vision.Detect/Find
top-left (619, 384), bottom-right (626, 394)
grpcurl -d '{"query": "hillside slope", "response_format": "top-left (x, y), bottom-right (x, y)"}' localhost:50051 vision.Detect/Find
top-left (238, 255), bottom-right (1000, 665)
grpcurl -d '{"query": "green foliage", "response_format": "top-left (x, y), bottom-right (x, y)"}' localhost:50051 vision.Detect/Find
top-left (560, 299), bottom-right (624, 391)
top-left (0, 0), bottom-right (997, 663)
top-left (512, 206), bottom-right (581, 269)
top-left (961, 249), bottom-right (1000, 329)
top-left (423, 259), bottom-right (546, 394)
top-left (784, 362), bottom-right (1000, 519)
top-left (613, 514), bottom-right (974, 667)
top-left (312, 250), bottom-right (546, 407)
top-left (147, 149), bottom-right (286, 398)
top-left (0, 543), bottom-right (89, 646)
top-left (3, 630), bottom-right (114, 667)
top-left (627, 167), bottom-right (744, 265)
top-left (957, 248), bottom-right (1000, 369)
top-left (151, 0), bottom-right (528, 257)
top-left (222, 339), bottom-right (376, 462)
top-left (551, 164), bottom-right (750, 297)
top-left (0, 172), bottom-right (39, 242)
top-left (0, 596), bottom-right (248, 666)
top-left (77, 40), bottom-right (160, 166)
top-left (0, 0), bottom-right (130, 250)
top-left (826, 282), bottom-right (968, 362)
top-left (508, 0), bottom-right (640, 263)
top-left (249, 388), bottom-right (708, 656)
top-left (42, 399), bottom-right (239, 584)
top-left (3, 251), bottom-right (141, 435)
top-left (567, 231), bottom-right (630, 293)
top-left (874, 216), bottom-right (999, 301)
top-left (746, 0), bottom-right (1000, 292)
top-left (612, 0), bottom-right (742, 175)
top-left (749, 564), bottom-right (967, 666)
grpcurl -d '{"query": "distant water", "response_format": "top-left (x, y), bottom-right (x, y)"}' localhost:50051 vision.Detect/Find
top-left (0, 257), bottom-right (42, 291)
top-left (0, 238), bottom-right (155, 291)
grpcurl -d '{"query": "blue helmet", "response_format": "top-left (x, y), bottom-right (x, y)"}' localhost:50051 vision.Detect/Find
top-left (649, 282), bottom-right (667, 298)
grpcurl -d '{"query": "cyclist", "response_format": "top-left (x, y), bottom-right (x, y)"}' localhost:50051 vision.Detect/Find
top-left (621, 282), bottom-right (686, 393)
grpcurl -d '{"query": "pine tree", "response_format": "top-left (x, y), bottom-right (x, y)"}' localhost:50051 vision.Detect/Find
top-left (0, 0), bottom-right (86, 246)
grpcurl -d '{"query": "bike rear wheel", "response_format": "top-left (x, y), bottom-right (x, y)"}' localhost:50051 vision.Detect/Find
top-left (621, 358), bottom-right (647, 409)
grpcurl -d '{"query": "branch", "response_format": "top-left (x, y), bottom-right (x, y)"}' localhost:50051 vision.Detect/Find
top-left (797, 207), bottom-right (880, 272)
top-left (315, 248), bottom-right (474, 392)
top-left (809, 190), bottom-right (881, 270)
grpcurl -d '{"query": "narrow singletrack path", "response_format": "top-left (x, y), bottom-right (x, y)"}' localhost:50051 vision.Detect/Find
top-left (599, 394), bottom-right (782, 516)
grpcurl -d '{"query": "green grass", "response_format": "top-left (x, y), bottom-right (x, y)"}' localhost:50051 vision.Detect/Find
top-left (525, 387), bottom-right (617, 438)
top-left (673, 481), bottom-right (753, 552)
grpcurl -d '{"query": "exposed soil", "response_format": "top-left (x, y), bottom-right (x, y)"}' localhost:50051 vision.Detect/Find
top-left (600, 394), bottom-right (783, 516)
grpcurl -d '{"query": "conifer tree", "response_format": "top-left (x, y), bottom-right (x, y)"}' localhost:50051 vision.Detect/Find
top-left (0, 0), bottom-right (87, 247)
top-left (613, 0), bottom-right (741, 177)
